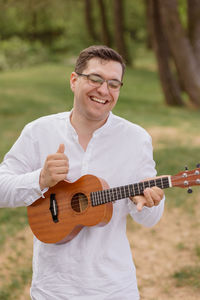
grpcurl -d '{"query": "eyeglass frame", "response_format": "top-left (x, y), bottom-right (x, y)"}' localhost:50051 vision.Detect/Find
top-left (75, 72), bottom-right (123, 91)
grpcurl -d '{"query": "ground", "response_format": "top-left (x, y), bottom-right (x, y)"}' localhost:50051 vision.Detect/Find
top-left (127, 203), bottom-right (200, 300)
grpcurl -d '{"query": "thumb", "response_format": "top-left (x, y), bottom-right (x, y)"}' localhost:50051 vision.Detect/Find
top-left (136, 198), bottom-right (146, 212)
top-left (137, 202), bottom-right (144, 212)
top-left (57, 143), bottom-right (65, 154)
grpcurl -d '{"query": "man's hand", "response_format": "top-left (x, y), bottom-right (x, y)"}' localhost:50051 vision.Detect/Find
top-left (130, 186), bottom-right (164, 212)
top-left (39, 144), bottom-right (69, 190)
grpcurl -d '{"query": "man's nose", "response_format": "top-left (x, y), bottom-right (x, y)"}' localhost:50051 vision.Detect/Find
top-left (96, 81), bottom-right (110, 95)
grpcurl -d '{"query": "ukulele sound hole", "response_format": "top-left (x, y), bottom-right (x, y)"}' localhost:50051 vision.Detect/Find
top-left (71, 193), bottom-right (88, 213)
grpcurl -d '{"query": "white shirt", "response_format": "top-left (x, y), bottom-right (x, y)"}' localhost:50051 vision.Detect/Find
top-left (0, 111), bottom-right (165, 300)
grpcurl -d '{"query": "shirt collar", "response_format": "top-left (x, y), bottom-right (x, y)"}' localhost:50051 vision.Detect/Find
top-left (66, 110), bottom-right (113, 138)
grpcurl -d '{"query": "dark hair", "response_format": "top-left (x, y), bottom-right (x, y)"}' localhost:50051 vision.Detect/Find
top-left (75, 45), bottom-right (126, 78)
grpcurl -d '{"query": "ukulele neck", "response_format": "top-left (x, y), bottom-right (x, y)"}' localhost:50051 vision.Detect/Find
top-left (91, 176), bottom-right (171, 206)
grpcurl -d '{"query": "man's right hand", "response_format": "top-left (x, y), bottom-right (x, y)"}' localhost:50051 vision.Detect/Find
top-left (39, 144), bottom-right (69, 190)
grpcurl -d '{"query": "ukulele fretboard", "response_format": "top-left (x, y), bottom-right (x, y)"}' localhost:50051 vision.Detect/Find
top-left (91, 176), bottom-right (170, 206)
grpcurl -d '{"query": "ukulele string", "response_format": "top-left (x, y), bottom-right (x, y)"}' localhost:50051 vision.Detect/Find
top-left (55, 172), bottom-right (200, 210)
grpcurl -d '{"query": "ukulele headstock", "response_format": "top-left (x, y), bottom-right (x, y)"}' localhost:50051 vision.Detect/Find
top-left (171, 164), bottom-right (200, 193)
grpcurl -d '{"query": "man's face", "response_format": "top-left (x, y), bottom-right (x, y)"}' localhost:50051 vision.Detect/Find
top-left (70, 58), bottom-right (123, 123)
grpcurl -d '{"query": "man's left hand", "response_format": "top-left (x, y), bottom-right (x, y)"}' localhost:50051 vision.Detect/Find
top-left (130, 186), bottom-right (164, 212)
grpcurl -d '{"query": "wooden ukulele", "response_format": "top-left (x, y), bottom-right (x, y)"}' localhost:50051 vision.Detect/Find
top-left (27, 165), bottom-right (200, 244)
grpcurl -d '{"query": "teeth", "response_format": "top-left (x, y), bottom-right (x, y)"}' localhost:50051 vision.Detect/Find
top-left (91, 97), bottom-right (106, 104)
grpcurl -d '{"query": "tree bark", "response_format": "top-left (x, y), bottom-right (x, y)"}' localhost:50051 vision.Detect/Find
top-left (84, 0), bottom-right (99, 42)
top-left (147, 0), bottom-right (183, 106)
top-left (113, 0), bottom-right (131, 64)
top-left (187, 0), bottom-right (200, 67)
top-left (98, 0), bottom-right (112, 46)
top-left (159, 0), bottom-right (200, 107)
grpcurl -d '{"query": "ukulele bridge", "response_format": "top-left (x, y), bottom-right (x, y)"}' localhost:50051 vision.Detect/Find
top-left (49, 193), bottom-right (59, 223)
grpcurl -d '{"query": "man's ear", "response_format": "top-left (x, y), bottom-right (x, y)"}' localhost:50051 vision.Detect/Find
top-left (70, 72), bottom-right (78, 92)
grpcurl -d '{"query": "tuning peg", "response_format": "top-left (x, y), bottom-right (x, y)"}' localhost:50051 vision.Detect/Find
top-left (196, 163), bottom-right (200, 168)
top-left (187, 187), bottom-right (193, 194)
top-left (185, 166), bottom-right (189, 171)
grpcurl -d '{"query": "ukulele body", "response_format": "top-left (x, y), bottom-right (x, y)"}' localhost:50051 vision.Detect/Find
top-left (27, 175), bottom-right (113, 244)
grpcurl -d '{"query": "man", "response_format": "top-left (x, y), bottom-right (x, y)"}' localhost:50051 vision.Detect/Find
top-left (0, 45), bottom-right (164, 299)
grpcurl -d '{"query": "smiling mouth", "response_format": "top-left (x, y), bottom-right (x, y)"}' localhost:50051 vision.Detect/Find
top-left (90, 96), bottom-right (108, 104)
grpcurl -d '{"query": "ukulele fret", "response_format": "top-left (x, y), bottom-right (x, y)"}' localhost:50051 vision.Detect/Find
top-left (125, 185), bottom-right (129, 198)
top-left (112, 187), bottom-right (117, 200)
top-left (99, 190), bottom-right (105, 204)
top-left (105, 189), bottom-right (111, 203)
top-left (150, 180), bottom-right (155, 187)
top-left (139, 182), bottom-right (144, 194)
top-left (121, 186), bottom-right (126, 199)
top-left (117, 186), bottom-right (122, 200)
top-left (156, 178), bottom-right (162, 189)
top-left (97, 190), bottom-right (101, 205)
top-left (133, 183), bottom-right (139, 196)
top-left (129, 184), bottom-right (134, 197)
top-left (144, 181), bottom-right (150, 189)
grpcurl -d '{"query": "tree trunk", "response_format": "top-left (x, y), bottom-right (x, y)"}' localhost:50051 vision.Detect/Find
top-left (84, 0), bottom-right (99, 42)
top-left (113, 0), bottom-right (131, 65)
top-left (187, 0), bottom-right (200, 67)
top-left (98, 0), bottom-right (112, 46)
top-left (147, 0), bottom-right (183, 106)
top-left (159, 0), bottom-right (200, 107)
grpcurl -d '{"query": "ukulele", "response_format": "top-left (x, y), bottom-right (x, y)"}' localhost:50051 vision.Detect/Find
top-left (27, 165), bottom-right (200, 244)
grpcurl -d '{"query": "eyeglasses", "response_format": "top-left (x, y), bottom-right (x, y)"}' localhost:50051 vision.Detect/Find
top-left (76, 72), bottom-right (123, 91)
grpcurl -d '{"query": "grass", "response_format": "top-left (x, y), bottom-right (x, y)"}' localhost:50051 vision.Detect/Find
top-left (0, 265), bottom-right (32, 300)
top-left (0, 50), bottom-right (200, 297)
top-left (195, 244), bottom-right (200, 259)
top-left (173, 266), bottom-right (200, 289)
top-left (0, 207), bottom-right (27, 249)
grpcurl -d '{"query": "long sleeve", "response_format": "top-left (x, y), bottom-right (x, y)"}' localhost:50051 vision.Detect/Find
top-left (127, 133), bottom-right (165, 227)
top-left (0, 124), bottom-right (44, 207)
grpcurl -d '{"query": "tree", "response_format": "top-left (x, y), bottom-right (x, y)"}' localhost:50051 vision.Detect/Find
top-left (98, 0), bottom-right (112, 46)
top-left (187, 0), bottom-right (200, 67)
top-left (147, 0), bottom-right (184, 106)
top-left (113, 0), bottom-right (131, 65)
top-left (84, 0), bottom-right (99, 42)
top-left (148, 0), bottom-right (200, 107)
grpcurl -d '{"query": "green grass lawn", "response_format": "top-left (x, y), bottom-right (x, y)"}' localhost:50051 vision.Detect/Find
top-left (0, 53), bottom-right (200, 297)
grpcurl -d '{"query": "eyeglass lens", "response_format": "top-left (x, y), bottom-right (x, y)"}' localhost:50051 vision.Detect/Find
top-left (88, 74), bottom-right (121, 90)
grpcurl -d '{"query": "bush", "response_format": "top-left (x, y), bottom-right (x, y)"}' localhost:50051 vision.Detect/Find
top-left (0, 37), bottom-right (50, 71)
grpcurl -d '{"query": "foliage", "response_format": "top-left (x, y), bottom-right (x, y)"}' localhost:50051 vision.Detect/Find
top-left (0, 0), bottom-right (90, 56)
top-left (124, 0), bottom-right (147, 43)
top-left (0, 0), bottom-right (149, 71)
top-left (0, 37), bottom-right (49, 71)
top-left (178, 0), bottom-right (188, 28)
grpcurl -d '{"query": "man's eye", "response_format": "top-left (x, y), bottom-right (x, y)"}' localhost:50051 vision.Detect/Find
top-left (109, 80), bottom-right (120, 88)
top-left (89, 75), bottom-right (103, 83)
